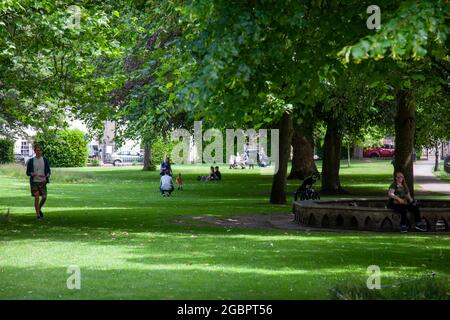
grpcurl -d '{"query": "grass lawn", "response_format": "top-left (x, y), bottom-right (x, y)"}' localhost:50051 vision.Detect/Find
top-left (0, 160), bottom-right (449, 299)
top-left (434, 161), bottom-right (450, 183)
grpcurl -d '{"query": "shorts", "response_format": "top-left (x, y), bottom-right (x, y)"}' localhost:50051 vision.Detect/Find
top-left (31, 182), bottom-right (47, 197)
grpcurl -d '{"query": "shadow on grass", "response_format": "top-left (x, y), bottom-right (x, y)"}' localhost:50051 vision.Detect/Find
top-left (0, 265), bottom-right (341, 299)
top-left (1, 209), bottom-right (449, 274)
top-left (0, 237), bottom-right (448, 300)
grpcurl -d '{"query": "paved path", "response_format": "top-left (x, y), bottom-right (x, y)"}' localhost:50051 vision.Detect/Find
top-left (414, 158), bottom-right (450, 196)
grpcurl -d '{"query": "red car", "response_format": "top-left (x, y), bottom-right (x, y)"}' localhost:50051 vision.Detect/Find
top-left (363, 144), bottom-right (395, 158)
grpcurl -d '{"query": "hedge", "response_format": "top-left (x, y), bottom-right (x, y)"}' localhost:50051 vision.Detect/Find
top-left (34, 129), bottom-right (88, 167)
top-left (0, 138), bottom-right (15, 164)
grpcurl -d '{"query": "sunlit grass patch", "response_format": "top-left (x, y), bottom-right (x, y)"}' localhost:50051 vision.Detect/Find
top-left (0, 160), bottom-right (449, 299)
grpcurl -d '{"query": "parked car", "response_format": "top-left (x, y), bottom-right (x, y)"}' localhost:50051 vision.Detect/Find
top-left (363, 144), bottom-right (395, 158)
top-left (107, 151), bottom-right (144, 166)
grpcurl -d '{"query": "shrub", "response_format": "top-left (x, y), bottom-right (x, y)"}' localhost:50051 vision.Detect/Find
top-left (152, 136), bottom-right (175, 165)
top-left (0, 138), bottom-right (15, 164)
top-left (34, 129), bottom-right (88, 167)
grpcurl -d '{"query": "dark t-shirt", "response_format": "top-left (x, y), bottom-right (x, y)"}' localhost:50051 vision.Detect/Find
top-left (160, 162), bottom-right (171, 173)
top-left (214, 171), bottom-right (222, 181)
top-left (389, 182), bottom-right (408, 199)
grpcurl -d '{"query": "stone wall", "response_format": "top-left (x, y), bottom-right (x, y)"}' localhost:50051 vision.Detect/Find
top-left (293, 199), bottom-right (450, 232)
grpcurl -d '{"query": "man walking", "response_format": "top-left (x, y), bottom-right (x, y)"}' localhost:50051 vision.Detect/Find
top-left (26, 144), bottom-right (51, 219)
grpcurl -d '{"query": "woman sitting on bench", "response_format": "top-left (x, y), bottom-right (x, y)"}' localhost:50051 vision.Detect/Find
top-left (387, 172), bottom-right (426, 233)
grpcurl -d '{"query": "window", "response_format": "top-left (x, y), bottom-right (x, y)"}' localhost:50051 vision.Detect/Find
top-left (21, 141), bottom-right (29, 156)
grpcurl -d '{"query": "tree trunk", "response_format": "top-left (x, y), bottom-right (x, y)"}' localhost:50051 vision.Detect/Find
top-left (347, 141), bottom-right (350, 168)
top-left (142, 143), bottom-right (152, 171)
top-left (321, 118), bottom-right (343, 194)
top-left (352, 145), bottom-right (364, 159)
top-left (287, 123), bottom-right (318, 180)
top-left (434, 143), bottom-right (439, 172)
top-left (394, 89), bottom-right (415, 197)
top-left (270, 112), bottom-right (294, 204)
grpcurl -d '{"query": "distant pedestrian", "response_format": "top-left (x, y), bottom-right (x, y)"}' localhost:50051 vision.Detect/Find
top-left (26, 144), bottom-right (51, 220)
top-left (197, 166), bottom-right (217, 181)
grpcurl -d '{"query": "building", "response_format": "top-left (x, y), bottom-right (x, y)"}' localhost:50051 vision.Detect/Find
top-left (12, 120), bottom-right (141, 164)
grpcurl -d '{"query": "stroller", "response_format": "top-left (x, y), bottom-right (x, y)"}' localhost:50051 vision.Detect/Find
top-left (294, 172), bottom-right (321, 201)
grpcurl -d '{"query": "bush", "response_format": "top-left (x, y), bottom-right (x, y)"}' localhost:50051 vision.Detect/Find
top-left (0, 138), bottom-right (15, 164)
top-left (34, 129), bottom-right (88, 167)
top-left (152, 136), bottom-right (175, 165)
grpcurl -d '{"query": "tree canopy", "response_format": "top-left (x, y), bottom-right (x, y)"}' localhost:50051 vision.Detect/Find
top-left (2, 0), bottom-right (449, 200)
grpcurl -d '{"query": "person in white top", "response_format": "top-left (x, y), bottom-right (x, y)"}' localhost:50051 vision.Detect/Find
top-left (26, 144), bottom-right (51, 220)
top-left (229, 155), bottom-right (236, 169)
top-left (160, 170), bottom-right (174, 197)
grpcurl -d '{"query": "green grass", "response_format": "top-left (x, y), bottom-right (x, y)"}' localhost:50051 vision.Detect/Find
top-left (330, 275), bottom-right (450, 300)
top-left (0, 160), bottom-right (449, 299)
top-left (434, 161), bottom-right (450, 182)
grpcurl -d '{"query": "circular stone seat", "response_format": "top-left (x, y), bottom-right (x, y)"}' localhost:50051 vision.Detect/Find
top-left (293, 199), bottom-right (450, 232)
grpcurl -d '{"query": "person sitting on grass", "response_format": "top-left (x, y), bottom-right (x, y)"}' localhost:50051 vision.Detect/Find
top-left (258, 147), bottom-right (268, 167)
top-left (176, 173), bottom-right (183, 190)
top-left (214, 166), bottom-right (222, 181)
top-left (160, 157), bottom-right (172, 176)
top-left (209, 166), bottom-right (216, 180)
top-left (197, 166), bottom-right (216, 181)
top-left (235, 153), bottom-right (245, 169)
top-left (160, 170), bottom-right (174, 197)
top-left (26, 144), bottom-right (51, 220)
top-left (387, 172), bottom-right (427, 233)
top-left (229, 155), bottom-right (236, 169)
